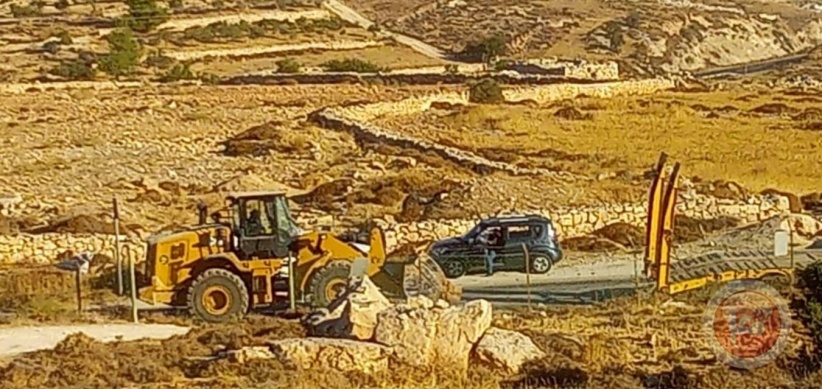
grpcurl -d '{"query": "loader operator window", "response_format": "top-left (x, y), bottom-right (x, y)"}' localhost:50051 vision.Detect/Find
top-left (272, 196), bottom-right (301, 238)
top-left (244, 200), bottom-right (274, 237)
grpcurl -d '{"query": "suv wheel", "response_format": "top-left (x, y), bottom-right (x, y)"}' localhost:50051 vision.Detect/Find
top-left (442, 259), bottom-right (467, 279)
top-left (530, 254), bottom-right (553, 274)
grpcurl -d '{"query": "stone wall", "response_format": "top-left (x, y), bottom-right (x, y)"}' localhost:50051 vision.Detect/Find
top-left (375, 192), bottom-right (791, 250)
top-left (0, 81), bottom-right (143, 95)
top-left (0, 192), bottom-right (791, 264)
top-left (503, 78), bottom-right (675, 104)
top-left (223, 72), bottom-right (621, 87)
top-left (0, 233), bottom-right (145, 265)
top-left (318, 78), bottom-right (673, 122)
top-left (310, 109), bottom-right (578, 179)
top-left (165, 40), bottom-right (383, 61)
top-left (519, 59), bottom-right (620, 81)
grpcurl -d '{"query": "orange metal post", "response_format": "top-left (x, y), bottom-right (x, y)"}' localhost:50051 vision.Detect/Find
top-left (644, 153), bottom-right (668, 278)
top-left (656, 162), bottom-right (680, 291)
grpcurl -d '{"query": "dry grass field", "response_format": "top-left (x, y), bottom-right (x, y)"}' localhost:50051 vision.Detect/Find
top-left (377, 88), bottom-right (822, 195)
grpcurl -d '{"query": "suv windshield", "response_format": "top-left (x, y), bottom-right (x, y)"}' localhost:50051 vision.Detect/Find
top-left (462, 223), bottom-right (486, 240)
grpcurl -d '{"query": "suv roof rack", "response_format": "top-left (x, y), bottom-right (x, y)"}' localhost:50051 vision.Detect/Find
top-left (482, 214), bottom-right (552, 224)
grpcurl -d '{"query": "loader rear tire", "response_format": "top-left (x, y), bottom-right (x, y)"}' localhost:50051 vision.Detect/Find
top-left (308, 261), bottom-right (351, 308)
top-left (187, 268), bottom-right (249, 323)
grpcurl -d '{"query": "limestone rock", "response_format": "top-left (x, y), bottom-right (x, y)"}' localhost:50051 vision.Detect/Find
top-left (305, 276), bottom-right (393, 341)
top-left (473, 328), bottom-right (545, 374)
top-left (347, 276), bottom-right (393, 340)
top-left (780, 213), bottom-right (822, 240)
top-left (269, 338), bottom-right (390, 375)
top-left (373, 302), bottom-right (440, 366)
top-left (407, 295), bottom-right (434, 309)
top-left (374, 299), bottom-right (493, 372)
top-left (225, 346), bottom-right (276, 363)
top-left (433, 299), bottom-right (493, 371)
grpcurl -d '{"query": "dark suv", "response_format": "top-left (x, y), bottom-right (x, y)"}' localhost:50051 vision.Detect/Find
top-left (428, 215), bottom-right (563, 278)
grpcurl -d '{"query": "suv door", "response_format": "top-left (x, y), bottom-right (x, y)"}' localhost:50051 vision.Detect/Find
top-left (499, 223), bottom-right (532, 270)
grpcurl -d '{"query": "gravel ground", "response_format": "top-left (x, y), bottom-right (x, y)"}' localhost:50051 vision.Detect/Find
top-left (0, 323), bottom-right (190, 358)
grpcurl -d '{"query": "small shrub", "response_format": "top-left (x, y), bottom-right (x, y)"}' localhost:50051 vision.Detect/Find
top-left (794, 262), bottom-right (822, 354)
top-left (197, 72), bottom-right (221, 84)
top-left (469, 78), bottom-right (504, 104)
top-left (50, 57), bottom-right (97, 80)
top-left (625, 11), bottom-right (641, 29)
top-left (493, 59), bottom-right (512, 71)
top-left (169, 0), bottom-right (183, 9)
top-left (159, 63), bottom-right (195, 82)
top-left (122, 0), bottom-right (169, 33)
top-left (445, 64), bottom-right (459, 74)
top-left (51, 30), bottom-right (74, 45)
top-left (604, 21), bottom-right (624, 53)
top-left (145, 49), bottom-right (174, 69)
top-left (99, 28), bottom-right (143, 77)
top-left (275, 57), bottom-right (302, 73)
top-left (42, 41), bottom-right (61, 54)
top-left (182, 21), bottom-right (265, 43)
top-left (55, 0), bottom-right (71, 10)
top-left (10, 3), bottom-right (43, 17)
top-left (320, 58), bottom-right (385, 73)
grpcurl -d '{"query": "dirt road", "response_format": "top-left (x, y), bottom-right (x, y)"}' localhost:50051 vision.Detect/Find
top-left (0, 323), bottom-right (190, 358)
top-left (454, 247), bottom-right (822, 306)
top-left (453, 257), bottom-right (640, 290)
top-left (322, 0), bottom-right (454, 61)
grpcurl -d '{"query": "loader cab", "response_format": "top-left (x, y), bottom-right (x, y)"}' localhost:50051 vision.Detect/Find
top-left (226, 191), bottom-right (303, 260)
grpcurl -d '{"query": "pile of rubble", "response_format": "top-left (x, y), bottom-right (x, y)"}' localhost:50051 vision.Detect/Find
top-left (211, 277), bottom-right (545, 376)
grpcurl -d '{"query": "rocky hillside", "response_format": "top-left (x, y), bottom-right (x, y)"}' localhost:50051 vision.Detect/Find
top-left (360, 0), bottom-right (822, 75)
top-left (586, 0), bottom-right (822, 75)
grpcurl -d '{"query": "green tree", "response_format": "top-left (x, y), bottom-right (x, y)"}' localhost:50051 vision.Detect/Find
top-left (99, 28), bottom-right (143, 77)
top-left (461, 34), bottom-right (508, 64)
top-left (122, 0), bottom-right (168, 33)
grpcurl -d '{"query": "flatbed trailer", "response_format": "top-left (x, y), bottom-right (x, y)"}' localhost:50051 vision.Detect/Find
top-left (462, 152), bottom-right (820, 306)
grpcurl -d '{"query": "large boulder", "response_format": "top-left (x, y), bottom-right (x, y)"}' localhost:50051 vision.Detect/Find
top-left (305, 276), bottom-right (393, 340)
top-left (373, 299), bottom-right (493, 372)
top-left (473, 327), bottom-right (546, 374)
top-left (780, 213), bottom-right (822, 241)
top-left (269, 338), bottom-right (391, 375)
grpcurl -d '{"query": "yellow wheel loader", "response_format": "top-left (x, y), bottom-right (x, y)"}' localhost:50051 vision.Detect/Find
top-left (137, 190), bottom-right (455, 322)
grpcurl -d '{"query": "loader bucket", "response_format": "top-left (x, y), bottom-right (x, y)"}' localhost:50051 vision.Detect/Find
top-left (371, 249), bottom-right (462, 304)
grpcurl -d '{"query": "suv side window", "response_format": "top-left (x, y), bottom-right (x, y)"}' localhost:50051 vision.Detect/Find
top-left (507, 224), bottom-right (532, 243)
top-left (532, 224), bottom-right (545, 239)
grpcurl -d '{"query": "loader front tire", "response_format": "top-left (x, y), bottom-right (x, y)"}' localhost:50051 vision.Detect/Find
top-left (187, 268), bottom-right (249, 323)
top-left (308, 261), bottom-right (351, 308)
